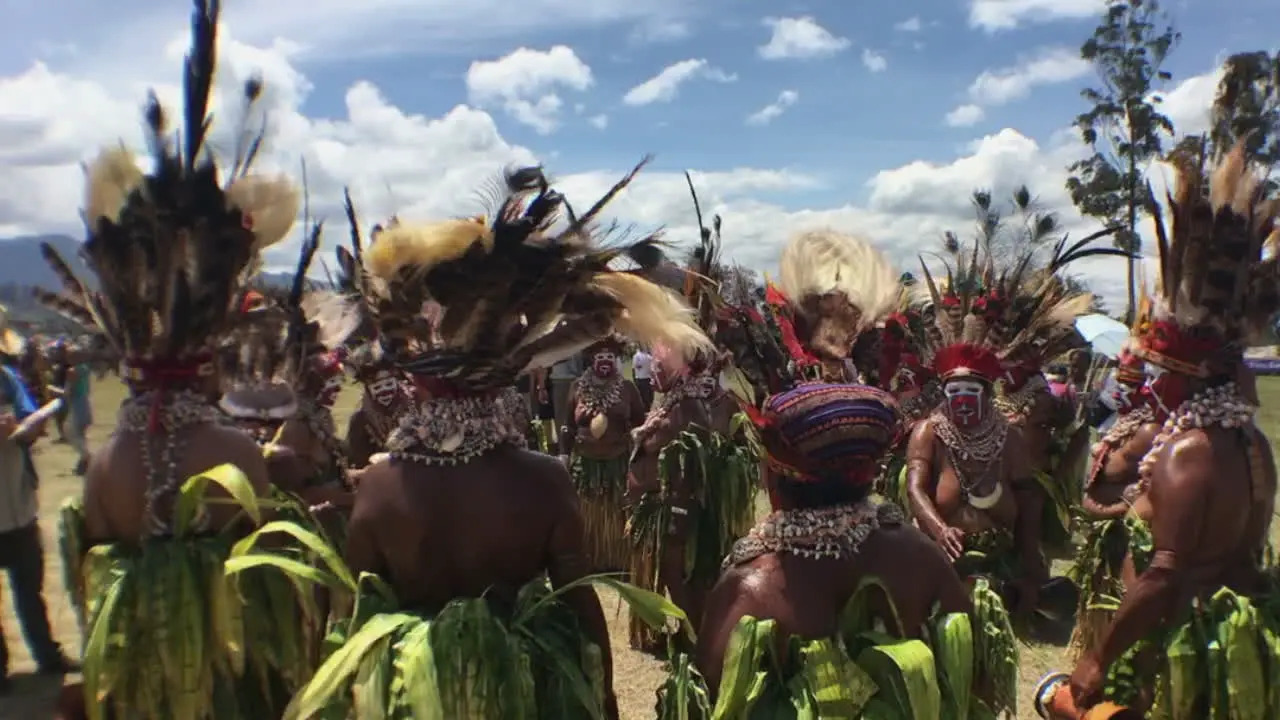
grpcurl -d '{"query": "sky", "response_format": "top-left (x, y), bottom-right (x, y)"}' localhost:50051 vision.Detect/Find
top-left (0, 0), bottom-right (1277, 311)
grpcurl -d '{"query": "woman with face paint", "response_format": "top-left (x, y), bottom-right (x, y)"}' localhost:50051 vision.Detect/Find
top-left (1067, 344), bottom-right (1165, 664)
top-left (1066, 147), bottom-right (1280, 716)
top-left (874, 306), bottom-right (944, 512)
top-left (565, 336), bottom-right (645, 572)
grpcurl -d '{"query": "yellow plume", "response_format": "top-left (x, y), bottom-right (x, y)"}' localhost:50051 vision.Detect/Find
top-left (83, 146), bottom-right (144, 229)
top-left (365, 218), bottom-right (493, 282)
top-left (592, 273), bottom-right (712, 362)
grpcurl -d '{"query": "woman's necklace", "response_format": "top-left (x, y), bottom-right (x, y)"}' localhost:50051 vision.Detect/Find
top-left (994, 374), bottom-right (1047, 425)
top-left (577, 374), bottom-right (623, 416)
top-left (930, 409), bottom-right (1008, 505)
top-left (386, 391), bottom-right (528, 467)
top-left (727, 500), bottom-right (900, 563)
top-left (1086, 406), bottom-right (1153, 489)
top-left (1137, 383), bottom-right (1256, 492)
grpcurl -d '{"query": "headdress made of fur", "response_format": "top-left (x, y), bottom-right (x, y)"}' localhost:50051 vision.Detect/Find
top-left (770, 228), bottom-right (903, 383)
top-left (323, 160), bottom-right (713, 393)
top-left (1132, 143), bottom-right (1280, 377)
top-left (34, 0), bottom-right (297, 389)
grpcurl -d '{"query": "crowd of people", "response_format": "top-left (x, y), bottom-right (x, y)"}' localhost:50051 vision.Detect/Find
top-left (1, 3), bottom-right (1277, 719)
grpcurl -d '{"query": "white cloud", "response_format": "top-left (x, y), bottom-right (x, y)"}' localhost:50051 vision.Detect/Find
top-left (628, 19), bottom-right (691, 45)
top-left (588, 114), bottom-right (609, 130)
top-left (944, 46), bottom-right (1089, 125)
top-left (622, 59), bottom-right (736, 106)
top-left (861, 49), bottom-right (888, 73)
top-left (945, 104), bottom-right (985, 127)
top-left (894, 17), bottom-right (923, 32)
top-left (968, 0), bottom-right (1104, 32)
top-left (745, 90), bottom-right (799, 127)
top-left (465, 45), bottom-right (593, 134)
top-left (0, 25), bottom-right (1230, 313)
top-left (758, 16), bottom-right (850, 61)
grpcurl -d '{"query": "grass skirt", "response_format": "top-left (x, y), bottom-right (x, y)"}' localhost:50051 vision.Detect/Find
top-left (655, 577), bottom-right (1019, 718)
top-left (1102, 581), bottom-right (1280, 719)
top-left (1066, 513), bottom-right (1153, 662)
top-left (287, 575), bottom-right (610, 719)
top-left (58, 498), bottom-right (315, 720)
top-left (569, 454), bottom-right (631, 573)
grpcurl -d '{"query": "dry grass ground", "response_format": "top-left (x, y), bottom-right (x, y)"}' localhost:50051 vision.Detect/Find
top-left (6, 376), bottom-right (1280, 718)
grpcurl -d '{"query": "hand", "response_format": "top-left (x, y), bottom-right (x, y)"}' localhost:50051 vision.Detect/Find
top-left (936, 525), bottom-right (966, 560)
top-left (1069, 653), bottom-right (1106, 711)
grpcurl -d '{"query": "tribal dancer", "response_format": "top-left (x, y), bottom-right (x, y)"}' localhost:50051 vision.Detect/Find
top-left (285, 161), bottom-right (711, 719)
top-left (657, 236), bottom-right (1018, 719)
top-left (1066, 345), bottom-right (1163, 663)
top-left (45, 4), bottom-right (321, 715)
top-left (1067, 146), bottom-right (1280, 717)
top-left (332, 190), bottom-right (414, 469)
top-left (875, 300), bottom-right (942, 511)
top-left (566, 334), bottom-right (645, 572)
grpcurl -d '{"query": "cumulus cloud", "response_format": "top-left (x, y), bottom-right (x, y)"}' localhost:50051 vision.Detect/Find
top-left (968, 0), bottom-right (1105, 32)
top-left (465, 46), bottom-right (593, 134)
top-left (861, 49), bottom-right (888, 73)
top-left (745, 90), bottom-right (799, 127)
top-left (758, 16), bottom-right (850, 61)
top-left (628, 19), bottom-right (691, 45)
top-left (944, 46), bottom-right (1089, 125)
top-left (622, 59), bottom-right (736, 106)
top-left (0, 22), bottom-right (1226, 311)
top-left (587, 114), bottom-right (609, 130)
top-left (894, 17), bottom-right (923, 32)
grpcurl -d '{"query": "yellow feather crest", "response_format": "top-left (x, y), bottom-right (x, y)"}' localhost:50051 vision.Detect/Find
top-left (364, 218), bottom-right (494, 282)
top-left (224, 174), bottom-right (301, 252)
top-left (591, 273), bottom-right (713, 362)
top-left (83, 146), bottom-right (144, 229)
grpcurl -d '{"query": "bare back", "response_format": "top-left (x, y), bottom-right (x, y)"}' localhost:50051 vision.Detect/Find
top-left (346, 445), bottom-right (578, 609)
top-left (83, 423), bottom-right (271, 544)
top-left (696, 524), bottom-right (969, 693)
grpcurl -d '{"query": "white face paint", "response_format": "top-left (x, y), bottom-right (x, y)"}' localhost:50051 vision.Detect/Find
top-left (368, 370), bottom-right (401, 408)
top-left (1143, 362), bottom-right (1172, 415)
top-left (943, 379), bottom-right (985, 428)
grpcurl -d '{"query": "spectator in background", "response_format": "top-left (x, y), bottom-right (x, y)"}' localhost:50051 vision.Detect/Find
top-left (549, 353), bottom-right (584, 454)
top-left (529, 366), bottom-right (556, 452)
top-left (1068, 349), bottom-right (1091, 393)
top-left (1045, 364), bottom-right (1076, 402)
top-left (632, 346), bottom-right (653, 410)
top-left (0, 310), bottom-right (74, 694)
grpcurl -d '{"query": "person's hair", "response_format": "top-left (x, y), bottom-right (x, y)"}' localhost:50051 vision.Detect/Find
top-left (772, 474), bottom-right (872, 510)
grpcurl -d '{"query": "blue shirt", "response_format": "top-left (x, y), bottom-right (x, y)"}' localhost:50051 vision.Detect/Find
top-left (1, 365), bottom-right (36, 419)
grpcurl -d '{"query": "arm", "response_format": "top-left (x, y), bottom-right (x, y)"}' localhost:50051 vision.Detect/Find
top-left (346, 409), bottom-right (374, 469)
top-left (624, 381), bottom-right (645, 428)
top-left (344, 466), bottom-right (391, 578)
top-left (905, 421), bottom-right (946, 541)
top-left (694, 571), bottom-right (754, 699)
top-left (544, 461), bottom-right (617, 719)
top-left (1090, 434), bottom-right (1209, 672)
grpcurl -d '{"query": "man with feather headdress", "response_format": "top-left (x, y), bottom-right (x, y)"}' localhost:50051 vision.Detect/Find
top-left (655, 227), bottom-right (1019, 718)
top-left (1065, 145), bottom-right (1280, 717)
top-left (41, 3), bottom-right (331, 717)
top-left (285, 161), bottom-right (712, 719)
top-left (904, 237), bottom-right (1115, 629)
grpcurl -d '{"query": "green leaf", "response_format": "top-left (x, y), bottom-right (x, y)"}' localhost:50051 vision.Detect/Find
top-left (229, 519), bottom-right (356, 592)
top-left (283, 612), bottom-right (417, 720)
top-left (174, 463), bottom-right (261, 536)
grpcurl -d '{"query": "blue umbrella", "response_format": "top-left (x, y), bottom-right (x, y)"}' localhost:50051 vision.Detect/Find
top-left (1074, 314), bottom-right (1130, 359)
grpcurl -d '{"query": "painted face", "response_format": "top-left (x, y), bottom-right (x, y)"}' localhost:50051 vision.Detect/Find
top-left (367, 370), bottom-right (402, 408)
top-left (317, 373), bottom-right (343, 407)
top-left (944, 379), bottom-right (986, 428)
top-left (592, 350), bottom-right (617, 378)
top-left (1142, 361), bottom-right (1190, 417)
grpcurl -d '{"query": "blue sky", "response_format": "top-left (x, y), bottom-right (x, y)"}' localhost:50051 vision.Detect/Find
top-left (0, 0), bottom-right (1277, 308)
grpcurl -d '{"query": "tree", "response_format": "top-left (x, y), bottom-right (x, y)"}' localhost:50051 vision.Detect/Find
top-left (1211, 51), bottom-right (1280, 193)
top-left (1066, 0), bottom-right (1180, 322)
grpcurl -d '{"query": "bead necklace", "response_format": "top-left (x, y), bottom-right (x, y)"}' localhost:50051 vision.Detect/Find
top-left (117, 390), bottom-right (226, 537)
top-left (994, 374), bottom-right (1047, 425)
top-left (633, 377), bottom-right (704, 442)
top-left (1137, 383), bottom-right (1256, 492)
top-left (1085, 406), bottom-right (1153, 489)
top-left (385, 391), bottom-right (527, 466)
top-left (576, 374), bottom-right (623, 416)
top-left (726, 500), bottom-right (900, 564)
top-left (930, 408), bottom-right (1008, 503)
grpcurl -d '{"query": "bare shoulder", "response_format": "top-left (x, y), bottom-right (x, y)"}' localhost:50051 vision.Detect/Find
top-left (507, 445), bottom-right (574, 490)
top-left (906, 417), bottom-right (936, 453)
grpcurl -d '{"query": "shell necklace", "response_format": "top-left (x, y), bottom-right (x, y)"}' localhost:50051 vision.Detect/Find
top-left (1086, 406), bottom-right (1153, 490)
top-left (994, 374), bottom-right (1047, 426)
top-left (726, 500), bottom-right (899, 564)
top-left (1137, 383), bottom-right (1256, 492)
top-left (577, 374), bottom-right (623, 439)
top-left (386, 391), bottom-right (528, 467)
top-left (931, 409), bottom-right (1008, 508)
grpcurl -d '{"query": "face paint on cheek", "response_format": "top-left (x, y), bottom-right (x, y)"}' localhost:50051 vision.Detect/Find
top-left (368, 371), bottom-right (401, 407)
top-left (592, 352), bottom-right (617, 377)
top-left (1143, 362), bottom-right (1181, 415)
top-left (944, 380), bottom-right (985, 428)
top-left (318, 374), bottom-right (343, 405)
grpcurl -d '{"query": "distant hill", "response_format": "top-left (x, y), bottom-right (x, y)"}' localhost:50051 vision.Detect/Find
top-left (0, 234), bottom-right (295, 331)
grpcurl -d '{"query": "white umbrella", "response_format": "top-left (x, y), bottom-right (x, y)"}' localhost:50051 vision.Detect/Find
top-left (1074, 314), bottom-right (1130, 359)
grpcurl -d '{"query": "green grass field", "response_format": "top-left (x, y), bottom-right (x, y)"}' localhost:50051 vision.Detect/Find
top-left (5, 376), bottom-right (1280, 718)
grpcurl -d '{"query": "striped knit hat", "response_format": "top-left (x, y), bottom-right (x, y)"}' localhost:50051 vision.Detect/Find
top-left (756, 383), bottom-right (899, 487)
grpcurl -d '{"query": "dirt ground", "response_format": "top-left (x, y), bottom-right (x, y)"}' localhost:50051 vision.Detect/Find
top-left (6, 377), bottom-right (1280, 718)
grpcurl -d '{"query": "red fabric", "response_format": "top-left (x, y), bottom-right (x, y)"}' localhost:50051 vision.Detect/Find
top-left (932, 343), bottom-right (1002, 382)
top-left (1133, 319), bottom-right (1218, 370)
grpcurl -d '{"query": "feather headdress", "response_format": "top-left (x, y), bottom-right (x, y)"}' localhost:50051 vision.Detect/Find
top-left (916, 229), bottom-right (1127, 382)
top-left (33, 0), bottom-right (297, 389)
top-left (328, 160), bottom-right (712, 393)
top-left (1132, 143), bottom-right (1280, 377)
